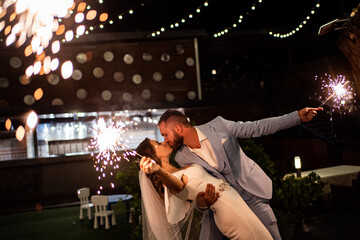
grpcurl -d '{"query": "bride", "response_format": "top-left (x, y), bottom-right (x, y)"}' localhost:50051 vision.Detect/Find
top-left (136, 138), bottom-right (273, 240)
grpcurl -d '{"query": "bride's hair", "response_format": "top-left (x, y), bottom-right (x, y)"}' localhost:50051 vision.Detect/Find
top-left (137, 138), bottom-right (196, 240)
top-left (136, 138), bottom-right (164, 198)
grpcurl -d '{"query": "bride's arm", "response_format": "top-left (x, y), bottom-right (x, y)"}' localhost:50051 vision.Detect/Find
top-left (140, 157), bottom-right (185, 194)
top-left (141, 157), bottom-right (218, 207)
top-left (157, 167), bottom-right (185, 194)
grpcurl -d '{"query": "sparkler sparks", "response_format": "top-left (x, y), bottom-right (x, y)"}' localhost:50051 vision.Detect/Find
top-left (89, 117), bottom-right (146, 194)
top-left (315, 74), bottom-right (357, 114)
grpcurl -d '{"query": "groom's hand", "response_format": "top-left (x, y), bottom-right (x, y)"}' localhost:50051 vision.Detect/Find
top-left (298, 107), bottom-right (323, 122)
top-left (196, 183), bottom-right (219, 209)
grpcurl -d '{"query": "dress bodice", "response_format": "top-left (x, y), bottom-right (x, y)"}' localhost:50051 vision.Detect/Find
top-left (164, 165), bottom-right (273, 239)
top-left (164, 164), bottom-right (229, 224)
top-left (172, 164), bottom-right (230, 201)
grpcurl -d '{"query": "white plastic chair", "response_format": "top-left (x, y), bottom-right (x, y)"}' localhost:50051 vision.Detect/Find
top-left (77, 187), bottom-right (94, 220)
top-left (91, 195), bottom-right (117, 229)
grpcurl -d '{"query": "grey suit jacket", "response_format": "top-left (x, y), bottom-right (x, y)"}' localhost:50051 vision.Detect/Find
top-left (175, 111), bottom-right (300, 239)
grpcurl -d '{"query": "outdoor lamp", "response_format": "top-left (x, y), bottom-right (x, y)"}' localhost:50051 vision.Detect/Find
top-left (294, 156), bottom-right (301, 178)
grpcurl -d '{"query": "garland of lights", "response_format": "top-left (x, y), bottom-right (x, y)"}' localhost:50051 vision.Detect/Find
top-left (269, 1), bottom-right (321, 38)
top-left (150, 1), bottom-right (210, 37)
top-left (213, 0), bottom-right (263, 38)
top-left (73, 0), bottom-right (147, 39)
top-left (0, 0), bottom-right (329, 103)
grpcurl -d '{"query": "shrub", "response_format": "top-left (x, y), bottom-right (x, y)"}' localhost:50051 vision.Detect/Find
top-left (238, 138), bottom-right (325, 222)
top-left (116, 161), bottom-right (142, 240)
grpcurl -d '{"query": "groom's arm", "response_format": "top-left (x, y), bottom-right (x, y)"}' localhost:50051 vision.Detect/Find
top-left (217, 112), bottom-right (299, 138)
top-left (218, 107), bottom-right (322, 138)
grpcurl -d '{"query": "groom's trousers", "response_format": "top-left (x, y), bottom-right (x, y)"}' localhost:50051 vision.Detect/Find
top-left (246, 194), bottom-right (282, 240)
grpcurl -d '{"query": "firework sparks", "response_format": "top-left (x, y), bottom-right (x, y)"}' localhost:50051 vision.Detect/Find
top-left (315, 74), bottom-right (357, 113)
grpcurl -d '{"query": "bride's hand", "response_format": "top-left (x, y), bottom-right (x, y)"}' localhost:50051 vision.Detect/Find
top-left (140, 156), bottom-right (160, 174)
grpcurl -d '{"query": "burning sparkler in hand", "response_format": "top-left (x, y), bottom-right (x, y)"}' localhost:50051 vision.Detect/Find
top-left (89, 118), bottom-right (135, 193)
top-left (89, 117), bottom-right (154, 194)
top-left (315, 74), bottom-right (357, 113)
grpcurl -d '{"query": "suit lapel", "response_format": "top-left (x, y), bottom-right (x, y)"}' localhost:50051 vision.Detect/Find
top-left (178, 146), bottom-right (215, 172)
top-left (197, 125), bottom-right (226, 172)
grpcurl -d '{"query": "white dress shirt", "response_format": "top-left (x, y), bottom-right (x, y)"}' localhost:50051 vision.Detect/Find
top-left (188, 127), bottom-right (219, 169)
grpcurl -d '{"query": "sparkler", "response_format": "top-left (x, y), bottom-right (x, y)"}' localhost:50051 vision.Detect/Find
top-left (89, 117), bottom-right (154, 194)
top-left (89, 117), bottom-right (136, 194)
top-left (315, 74), bottom-right (356, 113)
top-left (318, 80), bottom-right (350, 107)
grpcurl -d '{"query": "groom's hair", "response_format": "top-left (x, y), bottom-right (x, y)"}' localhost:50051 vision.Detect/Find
top-left (159, 109), bottom-right (191, 127)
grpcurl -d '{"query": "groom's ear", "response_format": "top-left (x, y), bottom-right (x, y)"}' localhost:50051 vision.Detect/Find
top-left (174, 124), bottom-right (183, 134)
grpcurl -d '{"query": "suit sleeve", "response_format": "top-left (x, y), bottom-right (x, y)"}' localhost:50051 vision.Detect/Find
top-left (218, 111), bottom-right (301, 138)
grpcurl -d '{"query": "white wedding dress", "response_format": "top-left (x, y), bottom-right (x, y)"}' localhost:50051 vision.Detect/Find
top-left (165, 164), bottom-right (273, 240)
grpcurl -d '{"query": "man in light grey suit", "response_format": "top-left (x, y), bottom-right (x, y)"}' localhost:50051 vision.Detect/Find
top-left (158, 107), bottom-right (323, 240)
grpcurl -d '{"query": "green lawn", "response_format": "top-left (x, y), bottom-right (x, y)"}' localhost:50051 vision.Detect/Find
top-left (0, 203), bottom-right (131, 240)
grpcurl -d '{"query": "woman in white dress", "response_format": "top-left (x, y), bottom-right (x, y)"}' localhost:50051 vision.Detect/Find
top-left (136, 138), bottom-right (273, 240)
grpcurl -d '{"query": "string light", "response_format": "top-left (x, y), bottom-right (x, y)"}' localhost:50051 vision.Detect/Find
top-left (150, 1), bottom-right (210, 37)
top-left (79, 1), bottom-right (146, 36)
top-left (213, 0), bottom-right (263, 38)
top-left (269, 1), bottom-right (321, 38)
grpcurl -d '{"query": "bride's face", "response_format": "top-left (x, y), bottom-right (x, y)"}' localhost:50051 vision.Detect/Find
top-left (150, 140), bottom-right (173, 159)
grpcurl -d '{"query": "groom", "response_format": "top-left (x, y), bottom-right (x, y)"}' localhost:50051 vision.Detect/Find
top-left (158, 107), bottom-right (323, 240)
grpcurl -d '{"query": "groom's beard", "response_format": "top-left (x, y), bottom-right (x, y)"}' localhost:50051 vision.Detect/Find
top-left (171, 131), bottom-right (184, 152)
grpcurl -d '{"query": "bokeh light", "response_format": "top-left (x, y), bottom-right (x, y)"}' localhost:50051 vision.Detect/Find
top-left (86, 10), bottom-right (97, 20)
top-left (16, 125), bottom-right (25, 141)
top-left (34, 88), bottom-right (44, 101)
top-left (61, 60), bottom-right (73, 79)
top-left (51, 58), bottom-right (59, 71)
top-left (5, 118), bottom-right (12, 131)
top-left (51, 40), bottom-right (60, 54)
top-left (26, 111), bottom-right (38, 129)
